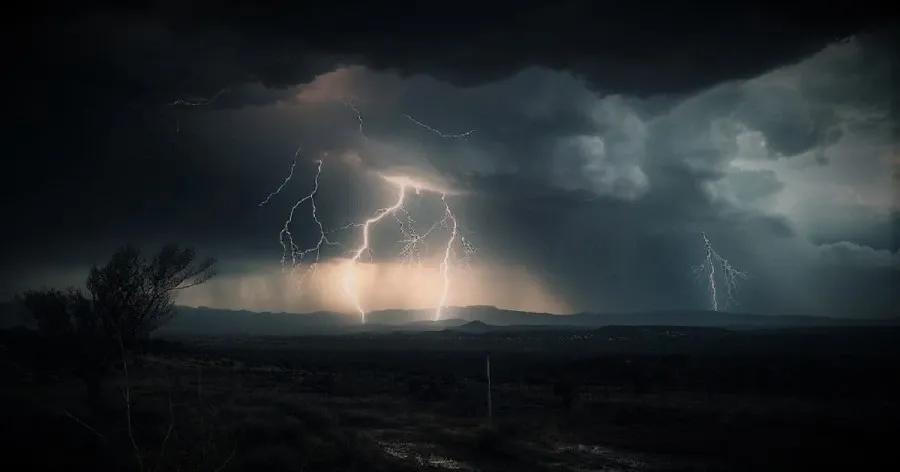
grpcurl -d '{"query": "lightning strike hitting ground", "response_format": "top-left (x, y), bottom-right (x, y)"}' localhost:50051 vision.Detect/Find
top-left (260, 98), bottom-right (478, 323)
top-left (338, 179), bottom-right (470, 323)
top-left (693, 232), bottom-right (748, 311)
top-left (342, 184), bottom-right (408, 323)
top-left (435, 193), bottom-right (458, 321)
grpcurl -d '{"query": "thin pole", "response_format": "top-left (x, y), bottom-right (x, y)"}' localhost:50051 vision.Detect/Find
top-left (486, 354), bottom-right (492, 422)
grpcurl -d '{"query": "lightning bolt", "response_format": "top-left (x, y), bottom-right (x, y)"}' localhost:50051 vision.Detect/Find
top-left (394, 206), bottom-right (442, 267)
top-left (168, 88), bottom-right (228, 107)
top-left (699, 233), bottom-right (719, 311)
top-left (435, 193), bottom-right (458, 321)
top-left (259, 145), bottom-right (301, 207)
top-left (342, 96), bottom-right (369, 144)
top-left (336, 181), bottom-right (470, 323)
top-left (261, 96), bottom-right (478, 323)
top-left (459, 235), bottom-right (478, 270)
top-left (342, 96), bottom-right (475, 141)
top-left (403, 114), bottom-right (476, 140)
top-left (167, 88), bottom-right (228, 152)
top-left (261, 155), bottom-right (349, 286)
top-left (693, 232), bottom-right (748, 311)
top-left (342, 185), bottom-right (408, 323)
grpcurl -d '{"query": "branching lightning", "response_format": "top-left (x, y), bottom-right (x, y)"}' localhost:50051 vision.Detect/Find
top-left (394, 206), bottom-right (442, 267)
top-left (260, 96), bottom-right (478, 323)
top-left (261, 155), bottom-right (352, 285)
top-left (342, 95), bottom-right (475, 141)
top-left (693, 232), bottom-right (748, 311)
top-left (342, 185), bottom-right (408, 323)
top-left (435, 193), bottom-right (458, 321)
top-left (337, 179), bottom-right (470, 323)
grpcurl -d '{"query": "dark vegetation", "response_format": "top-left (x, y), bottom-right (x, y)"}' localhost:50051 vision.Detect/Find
top-left (2, 247), bottom-right (899, 471)
top-left (157, 331), bottom-right (900, 471)
top-left (14, 244), bottom-right (215, 413)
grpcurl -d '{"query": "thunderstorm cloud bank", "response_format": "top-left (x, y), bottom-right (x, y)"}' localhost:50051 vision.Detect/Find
top-left (4, 6), bottom-right (897, 319)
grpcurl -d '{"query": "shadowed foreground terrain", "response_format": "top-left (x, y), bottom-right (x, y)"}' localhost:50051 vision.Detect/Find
top-left (2, 324), bottom-right (900, 471)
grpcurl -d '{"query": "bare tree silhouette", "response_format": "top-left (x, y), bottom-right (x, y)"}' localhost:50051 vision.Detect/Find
top-left (17, 243), bottom-right (216, 411)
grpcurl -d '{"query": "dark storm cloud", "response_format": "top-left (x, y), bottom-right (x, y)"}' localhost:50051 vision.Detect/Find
top-left (733, 34), bottom-right (898, 159)
top-left (17, 0), bottom-right (893, 110)
top-left (722, 170), bottom-right (786, 204)
top-left (734, 90), bottom-right (832, 157)
top-left (810, 211), bottom-right (900, 253)
top-left (4, 5), bottom-right (897, 317)
top-left (296, 37), bottom-right (895, 317)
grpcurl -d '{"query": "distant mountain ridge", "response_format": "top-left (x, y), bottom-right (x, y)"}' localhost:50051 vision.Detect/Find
top-left (1, 302), bottom-right (895, 336)
top-left (153, 305), bottom-right (896, 335)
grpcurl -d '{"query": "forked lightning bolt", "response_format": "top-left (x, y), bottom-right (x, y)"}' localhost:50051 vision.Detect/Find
top-left (340, 180), bottom-right (469, 323)
top-left (395, 207), bottom-right (441, 267)
top-left (693, 232), bottom-right (748, 311)
top-left (435, 193), bottom-right (458, 321)
top-left (342, 185), bottom-right (408, 323)
top-left (341, 96), bottom-right (475, 141)
top-left (260, 156), bottom-right (350, 285)
top-left (261, 97), bottom-right (477, 323)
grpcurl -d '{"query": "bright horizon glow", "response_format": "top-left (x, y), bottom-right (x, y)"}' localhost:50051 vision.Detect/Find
top-left (175, 259), bottom-right (572, 316)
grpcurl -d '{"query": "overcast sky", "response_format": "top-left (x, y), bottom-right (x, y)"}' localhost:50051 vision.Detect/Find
top-left (3, 3), bottom-right (896, 318)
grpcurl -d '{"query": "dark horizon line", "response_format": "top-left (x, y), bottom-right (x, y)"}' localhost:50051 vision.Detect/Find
top-left (4, 299), bottom-right (896, 321)
top-left (173, 304), bottom-right (889, 321)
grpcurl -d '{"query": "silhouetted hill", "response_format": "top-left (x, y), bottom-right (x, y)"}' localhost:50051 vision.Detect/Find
top-left (449, 320), bottom-right (496, 333)
top-left (156, 305), bottom-right (893, 336)
top-left (2, 302), bottom-right (896, 337)
top-left (399, 318), bottom-right (469, 331)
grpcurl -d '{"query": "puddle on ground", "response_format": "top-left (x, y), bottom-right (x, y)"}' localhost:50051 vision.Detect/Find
top-left (377, 439), bottom-right (475, 470)
top-left (554, 443), bottom-right (655, 471)
top-left (372, 427), bottom-right (666, 472)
